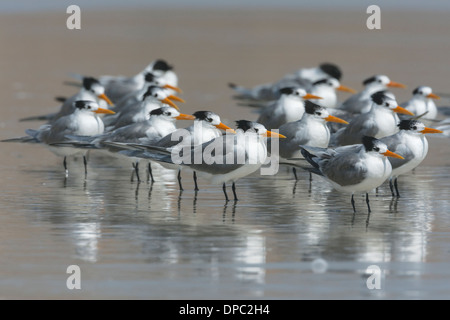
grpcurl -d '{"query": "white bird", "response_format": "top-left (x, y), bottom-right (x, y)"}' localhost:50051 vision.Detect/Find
top-left (300, 136), bottom-right (404, 212)
top-left (126, 120), bottom-right (285, 201)
top-left (113, 111), bottom-right (234, 191)
top-left (400, 86), bottom-right (440, 120)
top-left (308, 78), bottom-right (356, 109)
top-left (256, 87), bottom-right (322, 130)
top-left (20, 77), bottom-right (113, 123)
top-left (276, 101), bottom-right (349, 179)
top-left (339, 75), bottom-right (406, 114)
top-left (380, 119), bottom-right (443, 197)
top-left (331, 91), bottom-right (414, 146)
top-left (2, 100), bottom-right (115, 176)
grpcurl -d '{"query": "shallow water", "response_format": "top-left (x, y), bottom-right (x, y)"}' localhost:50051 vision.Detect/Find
top-left (1, 147), bottom-right (450, 299)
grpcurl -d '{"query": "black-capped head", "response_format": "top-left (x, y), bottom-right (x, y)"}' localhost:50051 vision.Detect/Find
top-left (73, 100), bottom-right (98, 111)
top-left (142, 85), bottom-right (162, 101)
top-left (82, 77), bottom-right (100, 90)
top-left (235, 120), bottom-right (254, 132)
top-left (319, 63), bottom-right (342, 80)
top-left (144, 72), bottom-right (155, 83)
top-left (398, 119), bottom-right (423, 131)
top-left (192, 111), bottom-right (221, 125)
top-left (304, 100), bottom-right (325, 115)
top-left (149, 106), bottom-right (178, 118)
top-left (362, 136), bottom-right (384, 153)
top-left (152, 59), bottom-right (173, 71)
top-left (370, 91), bottom-right (390, 105)
top-left (362, 74), bottom-right (391, 86)
top-left (279, 87), bottom-right (295, 95)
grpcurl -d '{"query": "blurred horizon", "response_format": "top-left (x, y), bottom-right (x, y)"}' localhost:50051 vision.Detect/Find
top-left (1, 0), bottom-right (450, 13)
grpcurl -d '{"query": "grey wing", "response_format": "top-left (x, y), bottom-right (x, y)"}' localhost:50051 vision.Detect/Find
top-left (339, 93), bottom-right (365, 114)
top-left (321, 152), bottom-right (368, 186)
top-left (155, 129), bottom-right (189, 149)
top-left (380, 135), bottom-right (413, 169)
top-left (186, 136), bottom-right (247, 175)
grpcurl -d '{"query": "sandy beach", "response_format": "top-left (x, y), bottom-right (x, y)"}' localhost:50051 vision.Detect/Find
top-left (1, 7), bottom-right (450, 300)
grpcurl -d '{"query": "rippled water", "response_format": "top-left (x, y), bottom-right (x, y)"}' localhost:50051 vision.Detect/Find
top-left (1, 146), bottom-right (450, 299)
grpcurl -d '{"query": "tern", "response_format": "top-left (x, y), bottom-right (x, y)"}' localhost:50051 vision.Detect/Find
top-left (331, 91), bottom-right (414, 146)
top-left (20, 77), bottom-right (113, 123)
top-left (126, 120), bottom-right (285, 201)
top-left (339, 75), bottom-right (406, 114)
top-left (276, 101), bottom-right (348, 179)
top-left (256, 87), bottom-right (322, 130)
top-left (400, 86), bottom-right (440, 121)
top-left (112, 111), bottom-right (234, 191)
top-left (308, 78), bottom-right (356, 109)
top-left (300, 136), bottom-right (404, 212)
top-left (2, 101), bottom-right (115, 176)
top-left (380, 119), bottom-right (443, 197)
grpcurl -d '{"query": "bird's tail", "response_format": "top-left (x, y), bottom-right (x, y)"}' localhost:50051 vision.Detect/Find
top-left (299, 146), bottom-right (323, 176)
top-left (1, 129), bottom-right (40, 144)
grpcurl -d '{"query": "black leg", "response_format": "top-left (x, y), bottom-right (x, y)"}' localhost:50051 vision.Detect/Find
top-left (222, 183), bottom-right (229, 202)
top-left (309, 172), bottom-right (312, 182)
top-left (389, 178), bottom-right (395, 197)
top-left (133, 162), bottom-right (141, 183)
top-left (63, 156), bottom-right (68, 176)
top-left (147, 162), bottom-right (155, 183)
top-left (394, 178), bottom-right (400, 198)
top-left (177, 169), bottom-right (183, 191)
top-left (83, 155), bottom-right (88, 177)
top-left (232, 182), bottom-right (238, 201)
top-left (293, 167), bottom-right (298, 180)
top-left (351, 194), bottom-right (356, 212)
top-left (366, 193), bottom-right (371, 213)
top-left (193, 171), bottom-right (199, 191)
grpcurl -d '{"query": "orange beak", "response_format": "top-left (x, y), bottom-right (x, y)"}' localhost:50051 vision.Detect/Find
top-left (337, 84), bottom-right (357, 94)
top-left (382, 150), bottom-right (404, 159)
top-left (263, 131), bottom-right (286, 138)
top-left (168, 95), bottom-right (186, 103)
top-left (94, 107), bottom-right (115, 115)
top-left (98, 93), bottom-right (114, 106)
top-left (420, 127), bottom-right (443, 134)
top-left (393, 106), bottom-right (414, 116)
top-left (215, 122), bottom-right (236, 133)
top-left (325, 115), bottom-right (349, 124)
top-left (163, 84), bottom-right (182, 94)
top-left (303, 93), bottom-right (323, 100)
top-left (387, 81), bottom-right (407, 89)
top-left (161, 98), bottom-right (180, 111)
top-left (426, 93), bottom-right (440, 100)
top-left (175, 113), bottom-right (196, 120)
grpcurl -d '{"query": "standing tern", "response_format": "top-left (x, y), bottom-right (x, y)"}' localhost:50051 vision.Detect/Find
top-left (276, 101), bottom-right (348, 179)
top-left (339, 75), bottom-right (406, 114)
top-left (256, 87), bottom-right (322, 130)
top-left (331, 91), bottom-right (414, 146)
top-left (2, 100), bottom-right (115, 177)
top-left (300, 136), bottom-right (404, 212)
top-left (380, 119), bottom-right (443, 197)
top-left (113, 111), bottom-right (234, 191)
top-left (126, 120), bottom-right (285, 201)
top-left (400, 86), bottom-right (440, 121)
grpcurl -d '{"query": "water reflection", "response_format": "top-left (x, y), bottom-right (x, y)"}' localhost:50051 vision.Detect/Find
top-left (2, 150), bottom-right (450, 298)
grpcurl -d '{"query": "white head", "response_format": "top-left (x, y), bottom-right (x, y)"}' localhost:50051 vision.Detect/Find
top-left (362, 136), bottom-right (403, 159)
top-left (279, 87), bottom-right (323, 101)
top-left (303, 101), bottom-right (349, 124)
top-left (370, 91), bottom-right (414, 116)
top-left (73, 100), bottom-right (115, 115)
top-left (412, 86), bottom-right (440, 100)
top-left (362, 75), bottom-right (406, 90)
top-left (148, 106), bottom-right (195, 122)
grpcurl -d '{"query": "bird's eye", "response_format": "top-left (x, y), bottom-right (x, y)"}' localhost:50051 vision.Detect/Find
top-left (207, 118), bottom-right (213, 122)
top-left (385, 102), bottom-right (389, 107)
top-left (419, 92), bottom-right (423, 95)
top-left (373, 147), bottom-right (380, 152)
top-left (167, 112), bottom-right (171, 116)
top-left (412, 126), bottom-right (417, 130)
top-left (255, 128), bottom-right (259, 133)
top-left (153, 93), bottom-right (158, 97)
top-left (295, 92), bottom-right (299, 95)
top-left (316, 112), bottom-right (322, 116)
top-left (378, 79), bottom-right (382, 83)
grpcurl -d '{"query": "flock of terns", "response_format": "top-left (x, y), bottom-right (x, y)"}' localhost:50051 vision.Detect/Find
top-left (3, 59), bottom-right (449, 212)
